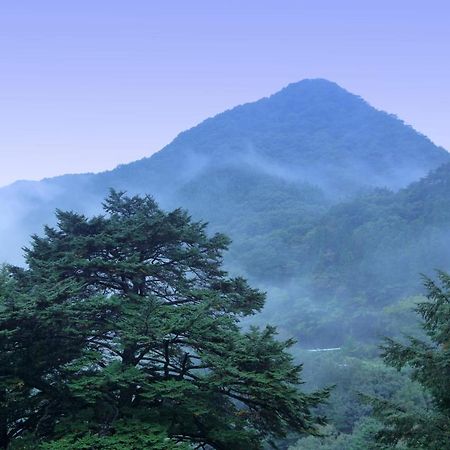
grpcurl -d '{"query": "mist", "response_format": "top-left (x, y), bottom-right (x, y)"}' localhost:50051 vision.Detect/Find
top-left (2, 79), bottom-right (450, 449)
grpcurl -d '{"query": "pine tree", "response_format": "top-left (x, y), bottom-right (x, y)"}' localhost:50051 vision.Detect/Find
top-left (370, 272), bottom-right (450, 449)
top-left (0, 191), bottom-right (328, 449)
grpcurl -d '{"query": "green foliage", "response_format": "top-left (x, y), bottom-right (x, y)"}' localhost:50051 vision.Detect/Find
top-left (0, 191), bottom-right (328, 449)
top-left (40, 421), bottom-right (188, 450)
top-left (369, 272), bottom-right (450, 449)
top-left (300, 352), bottom-right (428, 435)
top-left (2, 81), bottom-right (450, 355)
top-left (242, 165), bottom-right (450, 350)
top-left (289, 418), bottom-right (399, 450)
top-left (297, 168), bottom-right (450, 306)
top-left (2, 80), bottom-right (450, 449)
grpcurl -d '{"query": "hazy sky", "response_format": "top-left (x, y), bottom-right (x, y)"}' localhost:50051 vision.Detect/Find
top-left (1, 0), bottom-right (449, 187)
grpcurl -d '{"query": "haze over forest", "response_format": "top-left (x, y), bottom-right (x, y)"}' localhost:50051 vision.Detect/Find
top-left (1, 78), bottom-right (450, 449)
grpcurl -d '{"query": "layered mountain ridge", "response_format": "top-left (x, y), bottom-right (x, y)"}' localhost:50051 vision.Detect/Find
top-left (1, 78), bottom-right (449, 266)
top-left (3, 78), bottom-right (450, 348)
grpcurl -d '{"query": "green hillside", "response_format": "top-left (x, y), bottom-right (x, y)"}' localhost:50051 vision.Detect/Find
top-left (2, 80), bottom-right (450, 448)
top-left (1, 79), bottom-right (448, 265)
top-left (1, 79), bottom-right (449, 344)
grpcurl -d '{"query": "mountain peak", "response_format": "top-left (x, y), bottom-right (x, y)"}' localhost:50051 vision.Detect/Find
top-left (281, 78), bottom-right (346, 92)
top-left (271, 78), bottom-right (352, 98)
top-left (157, 78), bottom-right (448, 193)
top-left (265, 78), bottom-right (364, 112)
top-left (1, 79), bottom-right (449, 266)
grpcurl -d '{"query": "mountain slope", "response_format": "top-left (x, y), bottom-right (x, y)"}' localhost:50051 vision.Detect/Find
top-left (251, 162), bottom-right (450, 347)
top-left (0, 78), bottom-right (448, 267)
top-left (161, 79), bottom-right (448, 192)
top-left (300, 162), bottom-right (450, 301)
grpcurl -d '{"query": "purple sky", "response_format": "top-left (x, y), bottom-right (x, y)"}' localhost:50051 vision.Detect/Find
top-left (1, 0), bottom-right (449, 187)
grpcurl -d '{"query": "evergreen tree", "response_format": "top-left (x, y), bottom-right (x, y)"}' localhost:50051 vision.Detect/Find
top-left (370, 272), bottom-right (450, 449)
top-left (0, 191), bottom-right (328, 449)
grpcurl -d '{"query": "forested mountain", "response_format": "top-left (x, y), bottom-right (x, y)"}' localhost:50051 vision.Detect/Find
top-left (246, 163), bottom-right (450, 347)
top-left (1, 78), bottom-right (450, 344)
top-left (1, 79), bottom-right (448, 266)
top-left (2, 79), bottom-right (450, 449)
top-left (298, 162), bottom-right (450, 302)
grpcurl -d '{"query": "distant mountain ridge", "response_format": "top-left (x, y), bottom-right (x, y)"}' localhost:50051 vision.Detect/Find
top-left (0, 78), bottom-right (449, 266)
